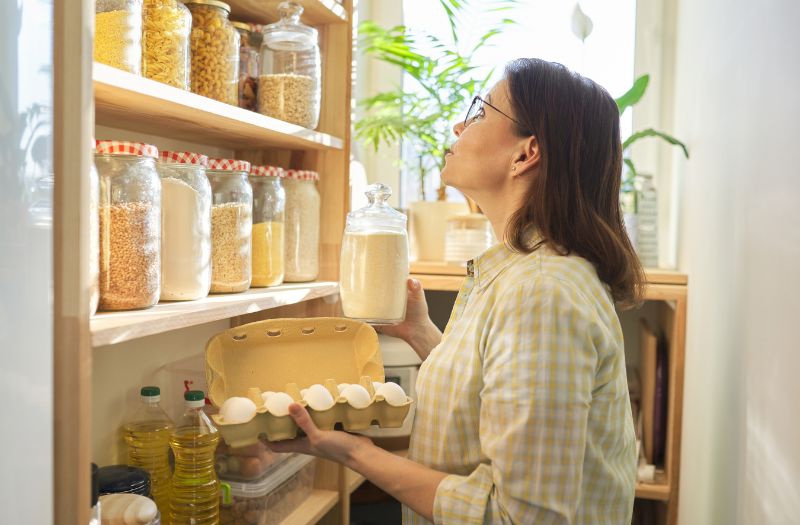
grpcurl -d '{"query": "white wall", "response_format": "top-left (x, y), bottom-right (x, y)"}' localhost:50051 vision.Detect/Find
top-left (671, 0), bottom-right (800, 522)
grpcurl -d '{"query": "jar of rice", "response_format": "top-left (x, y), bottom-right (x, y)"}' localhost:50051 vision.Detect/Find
top-left (282, 169), bottom-right (320, 282)
top-left (95, 0), bottom-right (143, 75)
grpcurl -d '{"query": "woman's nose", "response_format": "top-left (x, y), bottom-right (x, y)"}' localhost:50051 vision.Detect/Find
top-left (453, 121), bottom-right (464, 137)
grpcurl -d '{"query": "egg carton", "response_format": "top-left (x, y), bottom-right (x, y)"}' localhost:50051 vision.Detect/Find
top-left (205, 318), bottom-right (413, 447)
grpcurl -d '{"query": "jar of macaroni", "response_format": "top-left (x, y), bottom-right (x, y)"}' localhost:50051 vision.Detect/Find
top-left (283, 169), bottom-right (320, 282)
top-left (142, 0), bottom-right (192, 89)
top-left (186, 0), bottom-right (240, 105)
top-left (248, 165), bottom-right (286, 287)
top-left (95, 0), bottom-right (143, 75)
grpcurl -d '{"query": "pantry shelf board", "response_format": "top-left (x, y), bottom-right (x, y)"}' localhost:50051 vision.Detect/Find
top-left (91, 282), bottom-right (339, 347)
top-left (278, 489), bottom-right (340, 525)
top-left (228, 0), bottom-right (348, 26)
top-left (93, 63), bottom-right (344, 151)
top-left (345, 468), bottom-right (365, 494)
top-left (635, 482), bottom-right (671, 501)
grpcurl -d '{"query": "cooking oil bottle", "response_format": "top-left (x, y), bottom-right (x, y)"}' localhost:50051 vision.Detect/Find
top-left (169, 390), bottom-right (220, 525)
top-left (123, 386), bottom-right (174, 524)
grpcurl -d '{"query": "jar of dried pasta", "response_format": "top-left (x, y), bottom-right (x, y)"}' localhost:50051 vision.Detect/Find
top-left (186, 0), bottom-right (240, 105)
top-left (207, 158), bottom-right (253, 293)
top-left (232, 22), bottom-right (260, 111)
top-left (142, 0), bottom-right (192, 89)
top-left (283, 170), bottom-right (320, 282)
top-left (249, 165), bottom-right (286, 287)
top-left (259, 2), bottom-right (321, 128)
top-left (95, 140), bottom-right (161, 311)
top-left (95, 0), bottom-right (143, 75)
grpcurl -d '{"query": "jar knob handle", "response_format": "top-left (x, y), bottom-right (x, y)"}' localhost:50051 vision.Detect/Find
top-left (278, 1), bottom-right (304, 22)
top-left (365, 183), bottom-right (392, 205)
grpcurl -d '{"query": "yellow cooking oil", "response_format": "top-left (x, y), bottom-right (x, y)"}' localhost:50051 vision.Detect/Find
top-left (169, 390), bottom-right (220, 525)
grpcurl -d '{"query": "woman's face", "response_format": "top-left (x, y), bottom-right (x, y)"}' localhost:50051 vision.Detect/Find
top-left (440, 80), bottom-right (526, 195)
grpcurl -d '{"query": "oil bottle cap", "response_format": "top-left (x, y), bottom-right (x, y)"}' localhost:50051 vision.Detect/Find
top-left (140, 386), bottom-right (161, 402)
top-left (184, 390), bottom-right (206, 408)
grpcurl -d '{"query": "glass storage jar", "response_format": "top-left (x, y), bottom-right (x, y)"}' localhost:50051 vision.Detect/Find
top-left (207, 158), bottom-right (253, 293)
top-left (340, 184), bottom-right (408, 324)
top-left (89, 160), bottom-right (100, 316)
top-left (142, 0), bottom-right (192, 89)
top-left (444, 213), bottom-right (495, 263)
top-left (259, 1), bottom-right (321, 128)
top-left (95, 140), bottom-right (161, 311)
top-left (95, 0), bottom-right (143, 75)
top-left (186, 0), bottom-right (240, 105)
top-left (233, 22), bottom-right (260, 111)
top-left (249, 165), bottom-right (286, 287)
top-left (283, 169), bottom-right (320, 282)
top-left (157, 151), bottom-right (213, 301)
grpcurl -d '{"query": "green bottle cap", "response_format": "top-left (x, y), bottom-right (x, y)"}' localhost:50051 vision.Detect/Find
top-left (140, 386), bottom-right (160, 397)
top-left (184, 390), bottom-right (205, 401)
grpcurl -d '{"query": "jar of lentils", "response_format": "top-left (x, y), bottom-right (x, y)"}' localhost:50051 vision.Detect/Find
top-left (95, 140), bottom-right (161, 311)
top-left (186, 0), bottom-right (240, 105)
top-left (207, 158), bottom-right (253, 293)
top-left (249, 165), bottom-right (286, 287)
top-left (142, 0), bottom-right (192, 89)
top-left (95, 0), bottom-right (143, 75)
top-left (283, 169), bottom-right (320, 282)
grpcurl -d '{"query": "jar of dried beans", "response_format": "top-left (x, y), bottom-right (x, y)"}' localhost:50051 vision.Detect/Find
top-left (207, 158), bottom-right (253, 293)
top-left (259, 1), bottom-right (321, 128)
top-left (95, 140), bottom-right (161, 311)
top-left (95, 0), bottom-right (143, 75)
top-left (283, 169), bottom-right (320, 282)
top-left (142, 0), bottom-right (192, 89)
top-left (248, 165), bottom-right (286, 287)
top-left (232, 22), bottom-right (259, 111)
top-left (157, 151), bottom-right (212, 301)
top-left (186, 0), bottom-right (240, 105)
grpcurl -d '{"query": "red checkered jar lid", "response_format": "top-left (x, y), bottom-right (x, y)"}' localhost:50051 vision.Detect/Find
top-left (284, 169), bottom-right (319, 181)
top-left (249, 165), bottom-right (285, 177)
top-left (95, 140), bottom-right (159, 159)
top-left (207, 158), bottom-right (251, 173)
top-left (160, 150), bottom-right (209, 167)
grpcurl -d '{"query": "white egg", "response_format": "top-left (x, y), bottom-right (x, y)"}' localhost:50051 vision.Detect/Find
top-left (375, 382), bottom-right (407, 407)
top-left (300, 388), bottom-right (309, 398)
top-left (341, 384), bottom-right (372, 409)
top-left (337, 383), bottom-right (350, 394)
top-left (260, 391), bottom-right (275, 405)
top-left (265, 392), bottom-right (295, 417)
top-left (372, 381), bottom-right (384, 392)
top-left (303, 384), bottom-right (336, 411)
top-left (220, 396), bottom-right (257, 424)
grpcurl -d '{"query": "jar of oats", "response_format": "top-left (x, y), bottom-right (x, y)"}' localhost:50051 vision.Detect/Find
top-left (94, 140), bottom-right (161, 311)
top-left (207, 158), bottom-right (253, 293)
top-left (142, 0), bottom-right (192, 89)
top-left (232, 22), bottom-right (260, 111)
top-left (95, 0), bottom-right (143, 75)
top-left (186, 0), bottom-right (240, 105)
top-left (259, 1), bottom-right (321, 128)
top-left (283, 170), bottom-right (320, 282)
top-left (249, 165), bottom-right (286, 287)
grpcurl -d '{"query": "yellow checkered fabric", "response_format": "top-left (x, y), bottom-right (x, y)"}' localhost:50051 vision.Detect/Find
top-left (403, 241), bottom-right (636, 524)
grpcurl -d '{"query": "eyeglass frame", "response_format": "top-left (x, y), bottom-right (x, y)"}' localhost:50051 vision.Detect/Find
top-left (464, 95), bottom-right (527, 131)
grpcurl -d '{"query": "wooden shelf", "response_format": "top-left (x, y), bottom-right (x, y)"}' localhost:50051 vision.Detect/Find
top-left (229, 0), bottom-right (347, 26)
top-left (345, 468), bottom-right (365, 494)
top-left (94, 63), bottom-right (344, 151)
top-left (279, 489), bottom-right (339, 525)
top-left (635, 482), bottom-right (671, 501)
top-left (91, 282), bottom-right (339, 346)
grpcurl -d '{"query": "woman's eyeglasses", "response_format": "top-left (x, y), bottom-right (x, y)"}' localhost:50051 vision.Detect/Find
top-left (464, 95), bottom-right (525, 129)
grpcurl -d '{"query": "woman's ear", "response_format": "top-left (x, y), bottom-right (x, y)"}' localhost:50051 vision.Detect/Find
top-left (511, 136), bottom-right (540, 176)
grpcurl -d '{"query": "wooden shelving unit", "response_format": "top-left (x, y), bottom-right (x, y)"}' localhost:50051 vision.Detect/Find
top-left (279, 489), bottom-right (340, 525)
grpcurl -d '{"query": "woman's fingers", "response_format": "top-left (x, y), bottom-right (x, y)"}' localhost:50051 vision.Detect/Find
top-left (287, 402), bottom-right (320, 440)
top-left (267, 435), bottom-right (310, 454)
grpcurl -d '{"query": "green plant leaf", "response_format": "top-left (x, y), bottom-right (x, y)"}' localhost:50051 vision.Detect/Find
top-left (615, 74), bottom-right (649, 115)
top-left (623, 128), bottom-right (690, 158)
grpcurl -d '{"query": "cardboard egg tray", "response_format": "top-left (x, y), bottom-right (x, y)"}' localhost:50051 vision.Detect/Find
top-left (205, 318), bottom-right (413, 447)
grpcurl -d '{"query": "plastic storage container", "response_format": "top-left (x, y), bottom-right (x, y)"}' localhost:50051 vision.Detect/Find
top-left (249, 165), bottom-right (286, 287)
top-left (259, 1), bottom-right (321, 128)
top-left (158, 151), bottom-right (212, 301)
top-left (340, 183), bottom-right (409, 324)
top-left (215, 440), bottom-right (290, 481)
top-left (142, 0), bottom-right (192, 89)
top-left (99, 494), bottom-right (160, 525)
top-left (283, 170), bottom-right (320, 282)
top-left (95, 140), bottom-right (161, 311)
top-left (635, 173), bottom-right (658, 267)
top-left (97, 465), bottom-right (151, 497)
top-left (233, 22), bottom-right (259, 111)
top-left (444, 213), bottom-right (495, 263)
top-left (207, 158), bottom-right (253, 293)
top-left (95, 0), bottom-right (143, 74)
top-left (220, 454), bottom-right (315, 525)
top-left (187, 0), bottom-right (240, 104)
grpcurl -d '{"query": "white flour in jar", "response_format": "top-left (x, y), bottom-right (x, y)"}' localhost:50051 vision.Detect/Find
top-left (160, 177), bottom-right (211, 300)
top-left (340, 231), bottom-right (408, 322)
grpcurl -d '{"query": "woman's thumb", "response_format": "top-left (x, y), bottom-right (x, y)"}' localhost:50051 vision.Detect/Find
top-left (408, 278), bottom-right (421, 294)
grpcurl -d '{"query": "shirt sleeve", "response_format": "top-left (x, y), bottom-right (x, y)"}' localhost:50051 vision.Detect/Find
top-left (433, 275), bottom-right (599, 524)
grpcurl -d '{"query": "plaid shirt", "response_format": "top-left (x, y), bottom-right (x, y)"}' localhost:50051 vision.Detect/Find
top-left (403, 242), bottom-right (636, 524)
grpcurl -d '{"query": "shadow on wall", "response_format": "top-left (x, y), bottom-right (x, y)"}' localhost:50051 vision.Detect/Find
top-left (426, 290), bottom-right (458, 332)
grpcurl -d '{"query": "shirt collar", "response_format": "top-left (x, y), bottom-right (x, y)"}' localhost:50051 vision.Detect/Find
top-left (467, 228), bottom-right (545, 288)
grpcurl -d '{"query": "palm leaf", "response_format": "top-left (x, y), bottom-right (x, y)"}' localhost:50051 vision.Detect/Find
top-left (623, 128), bottom-right (689, 158)
top-left (615, 74), bottom-right (649, 115)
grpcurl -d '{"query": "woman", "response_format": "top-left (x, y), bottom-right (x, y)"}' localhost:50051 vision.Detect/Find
top-left (270, 58), bottom-right (642, 524)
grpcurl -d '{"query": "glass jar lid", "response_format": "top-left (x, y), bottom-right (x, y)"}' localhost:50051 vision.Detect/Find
top-left (208, 158), bottom-right (251, 173)
top-left (95, 140), bottom-right (159, 159)
top-left (250, 165), bottom-right (285, 177)
top-left (160, 150), bottom-right (209, 167)
top-left (184, 0), bottom-right (231, 13)
top-left (262, 1), bottom-right (318, 51)
top-left (284, 169), bottom-right (318, 181)
top-left (345, 183), bottom-right (406, 234)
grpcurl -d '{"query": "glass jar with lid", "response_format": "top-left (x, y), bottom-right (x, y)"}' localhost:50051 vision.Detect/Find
top-left (232, 22), bottom-right (260, 111)
top-left (249, 165), bottom-right (286, 287)
top-left (283, 169), bottom-right (320, 282)
top-left (142, 0), bottom-right (192, 89)
top-left (95, 0), bottom-right (143, 75)
top-left (207, 158), bottom-right (253, 293)
top-left (89, 159), bottom-right (100, 316)
top-left (157, 151), bottom-right (212, 301)
top-left (339, 184), bottom-right (409, 324)
top-left (186, 0), bottom-right (240, 105)
top-left (95, 140), bottom-right (161, 311)
top-left (444, 213), bottom-right (496, 263)
top-left (259, 1), bottom-right (321, 128)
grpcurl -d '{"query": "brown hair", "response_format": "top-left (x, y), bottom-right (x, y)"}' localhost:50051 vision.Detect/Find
top-left (503, 58), bottom-right (644, 308)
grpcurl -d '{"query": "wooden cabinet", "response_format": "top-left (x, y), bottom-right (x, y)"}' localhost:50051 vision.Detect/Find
top-left (53, 1), bottom-right (354, 524)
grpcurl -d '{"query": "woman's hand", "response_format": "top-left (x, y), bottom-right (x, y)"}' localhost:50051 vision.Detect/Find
top-left (266, 403), bottom-right (374, 466)
top-left (377, 278), bottom-right (443, 360)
